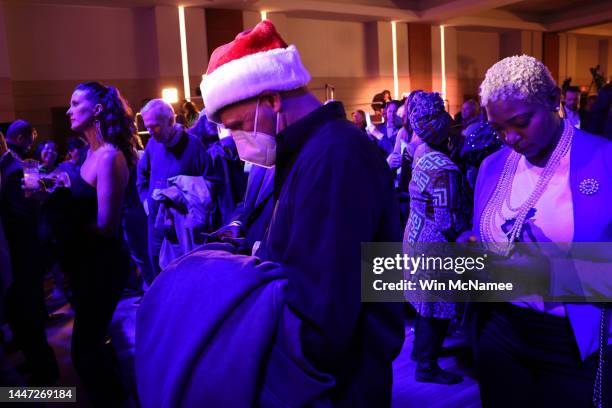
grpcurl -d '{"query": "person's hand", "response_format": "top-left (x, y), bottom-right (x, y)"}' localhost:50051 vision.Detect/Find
top-left (456, 230), bottom-right (478, 243)
top-left (387, 153), bottom-right (402, 169)
top-left (22, 181), bottom-right (50, 201)
top-left (489, 249), bottom-right (550, 280)
top-left (219, 236), bottom-right (246, 249)
top-left (194, 233), bottom-right (248, 254)
top-left (143, 199), bottom-right (150, 216)
top-left (366, 124), bottom-right (384, 140)
top-left (454, 231), bottom-right (482, 261)
top-left (0, 133), bottom-right (7, 157)
top-left (486, 245), bottom-right (551, 297)
top-left (211, 223), bottom-right (243, 241)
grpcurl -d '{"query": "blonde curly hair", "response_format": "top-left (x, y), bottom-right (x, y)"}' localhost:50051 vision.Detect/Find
top-left (479, 55), bottom-right (557, 109)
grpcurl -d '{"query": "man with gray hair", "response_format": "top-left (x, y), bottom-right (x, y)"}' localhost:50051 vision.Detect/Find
top-left (136, 99), bottom-right (211, 282)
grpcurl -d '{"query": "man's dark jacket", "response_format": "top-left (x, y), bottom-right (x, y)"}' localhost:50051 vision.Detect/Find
top-left (258, 102), bottom-right (405, 407)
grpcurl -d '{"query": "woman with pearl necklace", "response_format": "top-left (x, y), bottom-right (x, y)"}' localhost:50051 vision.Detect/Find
top-left (470, 55), bottom-right (612, 408)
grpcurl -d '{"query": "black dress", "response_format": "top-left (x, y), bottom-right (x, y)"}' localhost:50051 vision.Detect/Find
top-left (63, 173), bottom-right (130, 406)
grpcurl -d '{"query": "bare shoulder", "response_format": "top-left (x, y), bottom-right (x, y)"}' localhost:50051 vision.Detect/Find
top-left (97, 145), bottom-right (129, 179)
top-left (98, 145), bottom-right (126, 165)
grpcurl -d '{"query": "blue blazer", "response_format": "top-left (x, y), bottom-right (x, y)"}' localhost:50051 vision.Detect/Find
top-left (473, 128), bottom-right (612, 360)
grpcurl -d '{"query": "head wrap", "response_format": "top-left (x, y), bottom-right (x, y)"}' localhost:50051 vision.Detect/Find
top-left (405, 90), bottom-right (425, 116)
top-left (408, 92), bottom-right (451, 145)
top-left (460, 121), bottom-right (503, 163)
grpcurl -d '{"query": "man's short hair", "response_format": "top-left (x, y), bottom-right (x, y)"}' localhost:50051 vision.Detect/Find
top-left (6, 119), bottom-right (33, 141)
top-left (140, 99), bottom-right (175, 119)
top-left (564, 86), bottom-right (580, 95)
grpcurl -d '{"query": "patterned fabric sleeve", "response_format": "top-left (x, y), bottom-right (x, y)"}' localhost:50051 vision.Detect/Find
top-left (430, 168), bottom-right (470, 242)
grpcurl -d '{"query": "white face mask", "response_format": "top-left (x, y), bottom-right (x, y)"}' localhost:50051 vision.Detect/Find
top-left (217, 124), bottom-right (232, 139)
top-left (232, 98), bottom-right (278, 168)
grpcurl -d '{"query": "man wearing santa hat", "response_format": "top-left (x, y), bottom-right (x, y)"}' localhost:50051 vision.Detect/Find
top-left (201, 20), bottom-right (405, 406)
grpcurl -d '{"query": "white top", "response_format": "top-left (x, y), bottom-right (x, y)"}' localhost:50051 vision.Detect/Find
top-left (492, 144), bottom-right (573, 315)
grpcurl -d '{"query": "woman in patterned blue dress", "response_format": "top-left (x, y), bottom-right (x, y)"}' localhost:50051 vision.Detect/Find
top-left (404, 92), bottom-right (472, 384)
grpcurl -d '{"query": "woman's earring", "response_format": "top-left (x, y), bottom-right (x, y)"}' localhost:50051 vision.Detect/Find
top-left (94, 119), bottom-right (103, 139)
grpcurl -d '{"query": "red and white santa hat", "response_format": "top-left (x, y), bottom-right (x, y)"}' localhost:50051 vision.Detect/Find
top-left (201, 20), bottom-right (311, 123)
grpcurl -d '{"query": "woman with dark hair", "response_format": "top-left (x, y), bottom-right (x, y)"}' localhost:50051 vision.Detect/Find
top-left (352, 109), bottom-right (367, 132)
top-left (382, 89), bottom-right (392, 103)
top-left (58, 137), bottom-right (88, 186)
top-left (371, 89), bottom-right (393, 116)
top-left (183, 100), bottom-right (200, 128)
top-left (63, 81), bottom-right (135, 405)
top-left (36, 140), bottom-right (59, 174)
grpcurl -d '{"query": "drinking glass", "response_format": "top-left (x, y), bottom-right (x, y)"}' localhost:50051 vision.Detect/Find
top-left (23, 159), bottom-right (40, 190)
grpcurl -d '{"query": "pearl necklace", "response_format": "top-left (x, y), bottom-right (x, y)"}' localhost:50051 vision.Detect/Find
top-left (480, 120), bottom-right (573, 252)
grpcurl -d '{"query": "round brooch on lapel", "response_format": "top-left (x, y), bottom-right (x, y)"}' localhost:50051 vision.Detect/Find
top-left (579, 178), bottom-right (599, 195)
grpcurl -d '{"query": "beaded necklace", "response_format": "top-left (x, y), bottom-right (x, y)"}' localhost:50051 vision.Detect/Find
top-left (480, 120), bottom-right (573, 252)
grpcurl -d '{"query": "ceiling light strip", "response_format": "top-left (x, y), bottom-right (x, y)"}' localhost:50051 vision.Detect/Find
top-left (440, 25), bottom-right (446, 99)
top-left (178, 6), bottom-right (191, 101)
top-left (392, 21), bottom-right (399, 100)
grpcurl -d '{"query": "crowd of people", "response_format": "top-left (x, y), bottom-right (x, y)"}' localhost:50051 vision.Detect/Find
top-left (0, 19), bottom-right (611, 408)
top-left (0, 83), bottom-right (246, 405)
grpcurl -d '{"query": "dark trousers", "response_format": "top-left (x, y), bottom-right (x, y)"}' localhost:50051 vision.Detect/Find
top-left (66, 236), bottom-right (129, 407)
top-left (0, 345), bottom-right (23, 386)
top-left (413, 315), bottom-right (450, 367)
top-left (477, 304), bottom-right (612, 408)
top-left (122, 206), bottom-right (151, 288)
top-left (4, 243), bottom-right (57, 381)
top-left (147, 219), bottom-right (164, 280)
